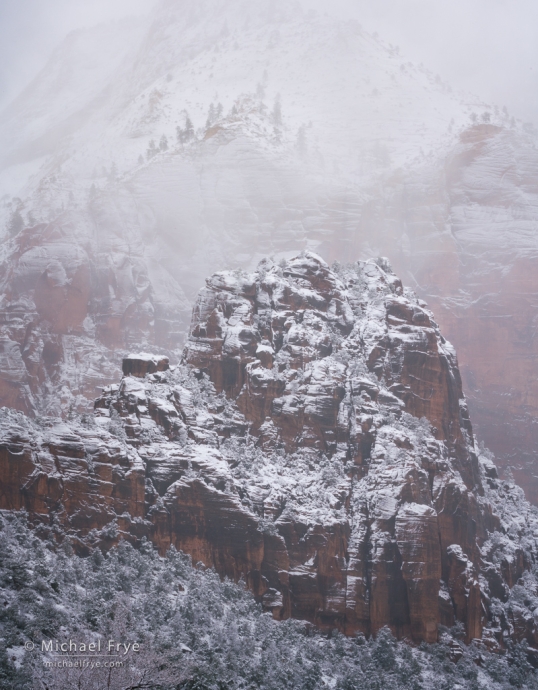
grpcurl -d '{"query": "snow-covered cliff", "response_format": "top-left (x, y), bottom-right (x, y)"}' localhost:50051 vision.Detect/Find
top-left (1, 253), bottom-right (537, 649)
top-left (0, 0), bottom-right (537, 501)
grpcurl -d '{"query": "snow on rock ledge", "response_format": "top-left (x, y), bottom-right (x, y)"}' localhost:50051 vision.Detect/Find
top-left (122, 353), bottom-right (170, 378)
top-left (1, 253), bottom-right (535, 650)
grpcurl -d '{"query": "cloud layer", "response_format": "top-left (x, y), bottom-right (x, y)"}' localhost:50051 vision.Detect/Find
top-left (0, 0), bottom-right (537, 123)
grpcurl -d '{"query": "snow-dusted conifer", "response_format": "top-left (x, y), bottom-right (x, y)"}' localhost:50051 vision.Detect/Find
top-left (177, 113), bottom-right (195, 143)
top-left (296, 125), bottom-right (307, 155)
top-left (7, 208), bottom-right (23, 236)
top-left (146, 139), bottom-right (158, 159)
top-left (272, 95), bottom-right (282, 127)
top-left (206, 103), bottom-right (217, 128)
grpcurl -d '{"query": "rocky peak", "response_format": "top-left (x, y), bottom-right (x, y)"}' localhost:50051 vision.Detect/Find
top-left (185, 252), bottom-right (478, 488)
top-left (1, 254), bottom-right (536, 649)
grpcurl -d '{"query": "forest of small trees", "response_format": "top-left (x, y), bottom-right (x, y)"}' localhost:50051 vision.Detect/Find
top-left (1, 511), bottom-right (537, 690)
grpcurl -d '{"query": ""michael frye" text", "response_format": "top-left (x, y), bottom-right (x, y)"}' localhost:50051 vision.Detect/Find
top-left (41, 639), bottom-right (140, 655)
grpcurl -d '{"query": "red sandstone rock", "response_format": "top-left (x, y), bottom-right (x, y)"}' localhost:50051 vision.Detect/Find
top-left (0, 221), bottom-right (186, 418)
top-left (122, 353), bottom-right (170, 378)
top-left (0, 254), bottom-right (529, 646)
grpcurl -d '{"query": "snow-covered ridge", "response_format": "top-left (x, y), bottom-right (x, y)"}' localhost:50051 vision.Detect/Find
top-left (0, 0), bottom-right (498, 203)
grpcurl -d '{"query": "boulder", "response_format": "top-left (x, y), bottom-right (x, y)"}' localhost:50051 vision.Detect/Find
top-left (122, 353), bottom-right (170, 378)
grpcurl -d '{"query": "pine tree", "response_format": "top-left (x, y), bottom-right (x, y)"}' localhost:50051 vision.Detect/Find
top-left (159, 135), bottom-right (168, 151)
top-left (177, 114), bottom-right (195, 143)
top-left (146, 139), bottom-right (158, 159)
top-left (296, 125), bottom-right (307, 155)
top-left (184, 115), bottom-right (194, 141)
top-left (206, 103), bottom-right (217, 129)
top-left (7, 208), bottom-right (23, 236)
top-left (272, 96), bottom-right (282, 127)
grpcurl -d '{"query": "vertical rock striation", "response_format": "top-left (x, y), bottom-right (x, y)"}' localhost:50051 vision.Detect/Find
top-left (0, 253), bottom-right (530, 647)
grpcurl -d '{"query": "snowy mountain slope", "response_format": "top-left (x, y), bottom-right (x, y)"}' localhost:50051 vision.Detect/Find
top-left (0, 0), bottom-right (482, 201)
top-left (0, 18), bottom-right (146, 186)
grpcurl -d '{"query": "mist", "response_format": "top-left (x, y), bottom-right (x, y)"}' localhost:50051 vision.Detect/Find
top-left (1, 0), bottom-right (537, 123)
top-left (1, 4), bottom-right (538, 686)
top-left (308, 0), bottom-right (538, 125)
top-left (0, 0), bottom-right (156, 109)
top-left (2, 4), bottom-right (538, 672)
top-left (0, 0), bottom-right (537, 498)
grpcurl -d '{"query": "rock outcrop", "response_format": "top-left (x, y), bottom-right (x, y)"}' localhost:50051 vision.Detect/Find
top-left (0, 220), bottom-right (187, 417)
top-left (0, 253), bottom-right (534, 647)
top-left (122, 353), bottom-right (170, 378)
top-left (1, 0), bottom-right (537, 512)
top-left (353, 124), bottom-right (538, 505)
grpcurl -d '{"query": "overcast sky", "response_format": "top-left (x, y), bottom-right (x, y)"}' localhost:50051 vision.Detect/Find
top-left (0, 0), bottom-right (537, 123)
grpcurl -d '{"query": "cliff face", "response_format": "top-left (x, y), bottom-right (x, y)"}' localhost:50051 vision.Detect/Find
top-left (356, 124), bottom-right (538, 505)
top-left (1, 0), bottom-right (537, 512)
top-left (0, 221), bottom-right (187, 416)
top-left (182, 253), bottom-right (491, 642)
top-left (0, 253), bottom-right (533, 646)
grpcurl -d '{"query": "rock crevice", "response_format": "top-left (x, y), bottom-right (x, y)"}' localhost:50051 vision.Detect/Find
top-left (0, 253), bottom-right (528, 647)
